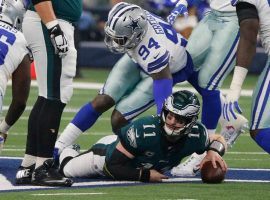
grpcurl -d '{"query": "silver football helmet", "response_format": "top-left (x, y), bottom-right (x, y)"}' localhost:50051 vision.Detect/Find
top-left (0, 0), bottom-right (30, 30)
top-left (104, 2), bottom-right (148, 53)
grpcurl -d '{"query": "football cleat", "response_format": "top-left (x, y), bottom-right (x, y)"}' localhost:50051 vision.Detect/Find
top-left (15, 164), bottom-right (35, 184)
top-left (219, 113), bottom-right (248, 148)
top-left (31, 159), bottom-right (73, 187)
top-left (171, 152), bottom-right (206, 176)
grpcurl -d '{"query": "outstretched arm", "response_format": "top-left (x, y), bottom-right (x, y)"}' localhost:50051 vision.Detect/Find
top-left (0, 55), bottom-right (31, 147)
top-left (104, 142), bottom-right (167, 182)
top-left (200, 134), bottom-right (227, 172)
top-left (151, 66), bottom-right (173, 114)
top-left (223, 2), bottom-right (259, 120)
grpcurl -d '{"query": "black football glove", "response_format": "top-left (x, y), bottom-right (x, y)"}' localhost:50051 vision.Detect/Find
top-left (48, 24), bottom-right (69, 58)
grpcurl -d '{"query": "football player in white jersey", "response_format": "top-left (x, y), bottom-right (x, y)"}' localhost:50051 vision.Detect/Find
top-left (167, 0), bottom-right (248, 176)
top-left (224, 0), bottom-right (270, 158)
top-left (0, 0), bottom-right (31, 152)
top-left (54, 2), bottom-right (198, 156)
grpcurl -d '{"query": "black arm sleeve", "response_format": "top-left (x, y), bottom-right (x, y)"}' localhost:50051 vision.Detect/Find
top-left (103, 148), bottom-right (150, 182)
top-left (32, 0), bottom-right (51, 5)
top-left (236, 2), bottom-right (259, 24)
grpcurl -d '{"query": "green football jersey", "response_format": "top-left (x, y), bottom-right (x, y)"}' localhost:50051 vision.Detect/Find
top-left (102, 115), bottom-right (210, 173)
top-left (29, 0), bottom-right (82, 23)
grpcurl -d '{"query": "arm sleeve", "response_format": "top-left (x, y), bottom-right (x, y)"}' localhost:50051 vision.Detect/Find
top-left (153, 78), bottom-right (173, 114)
top-left (103, 148), bottom-right (150, 182)
top-left (236, 2), bottom-right (258, 24)
top-left (31, 0), bottom-right (51, 5)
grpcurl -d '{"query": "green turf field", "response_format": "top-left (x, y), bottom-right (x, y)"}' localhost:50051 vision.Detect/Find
top-left (1, 69), bottom-right (269, 200)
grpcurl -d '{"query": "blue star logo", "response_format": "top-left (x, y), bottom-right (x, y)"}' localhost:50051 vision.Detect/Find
top-left (125, 16), bottom-right (142, 32)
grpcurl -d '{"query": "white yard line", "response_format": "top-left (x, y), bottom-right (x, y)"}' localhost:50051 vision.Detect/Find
top-left (7, 80), bottom-right (254, 96)
top-left (31, 192), bottom-right (106, 196)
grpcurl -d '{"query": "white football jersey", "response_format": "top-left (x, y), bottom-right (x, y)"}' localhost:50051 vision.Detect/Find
top-left (239, 0), bottom-right (270, 55)
top-left (0, 22), bottom-right (29, 95)
top-left (210, 0), bottom-right (236, 12)
top-left (127, 11), bottom-right (188, 75)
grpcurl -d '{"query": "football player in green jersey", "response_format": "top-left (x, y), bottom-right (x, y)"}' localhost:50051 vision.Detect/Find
top-left (16, 0), bottom-right (82, 187)
top-left (58, 90), bottom-right (227, 182)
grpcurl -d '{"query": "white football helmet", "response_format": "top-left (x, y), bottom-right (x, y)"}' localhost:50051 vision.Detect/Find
top-left (104, 2), bottom-right (148, 53)
top-left (0, 0), bottom-right (30, 30)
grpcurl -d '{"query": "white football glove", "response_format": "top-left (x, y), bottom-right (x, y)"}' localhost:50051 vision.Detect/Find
top-left (48, 23), bottom-right (69, 58)
top-left (223, 88), bottom-right (242, 121)
top-left (223, 66), bottom-right (248, 121)
top-left (167, 0), bottom-right (188, 25)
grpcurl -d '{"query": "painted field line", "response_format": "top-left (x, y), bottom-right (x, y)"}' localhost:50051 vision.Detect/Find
top-left (8, 131), bottom-right (110, 136)
top-left (163, 177), bottom-right (270, 183)
top-left (7, 80), bottom-right (254, 97)
top-left (2, 149), bottom-right (267, 156)
top-left (31, 192), bottom-right (106, 196)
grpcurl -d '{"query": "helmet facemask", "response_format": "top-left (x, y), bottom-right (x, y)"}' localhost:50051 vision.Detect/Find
top-left (161, 90), bottom-right (200, 142)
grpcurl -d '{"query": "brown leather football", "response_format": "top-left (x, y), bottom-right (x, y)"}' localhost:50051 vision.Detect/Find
top-left (201, 161), bottom-right (226, 184)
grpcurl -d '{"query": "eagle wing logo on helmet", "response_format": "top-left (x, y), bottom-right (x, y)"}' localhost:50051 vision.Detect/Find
top-left (125, 16), bottom-right (142, 33)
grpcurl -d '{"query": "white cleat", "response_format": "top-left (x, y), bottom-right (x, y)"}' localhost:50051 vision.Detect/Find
top-left (171, 152), bottom-right (206, 177)
top-left (219, 113), bottom-right (249, 148)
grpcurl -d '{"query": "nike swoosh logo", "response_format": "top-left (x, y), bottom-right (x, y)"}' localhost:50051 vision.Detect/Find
top-left (193, 168), bottom-right (200, 174)
top-left (153, 53), bottom-right (160, 59)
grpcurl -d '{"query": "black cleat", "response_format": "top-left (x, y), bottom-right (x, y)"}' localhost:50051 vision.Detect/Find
top-left (31, 159), bottom-right (73, 187)
top-left (15, 164), bottom-right (35, 184)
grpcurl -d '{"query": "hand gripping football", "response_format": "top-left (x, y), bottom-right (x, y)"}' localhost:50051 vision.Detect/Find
top-left (201, 161), bottom-right (226, 184)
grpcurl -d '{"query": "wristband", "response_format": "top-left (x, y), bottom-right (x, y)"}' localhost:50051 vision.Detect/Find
top-left (139, 168), bottom-right (150, 182)
top-left (230, 66), bottom-right (248, 90)
top-left (45, 20), bottom-right (58, 29)
top-left (207, 140), bottom-right (225, 156)
top-left (0, 120), bottom-right (10, 134)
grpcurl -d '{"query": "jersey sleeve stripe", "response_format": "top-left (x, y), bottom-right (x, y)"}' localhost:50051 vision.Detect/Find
top-left (147, 51), bottom-right (170, 72)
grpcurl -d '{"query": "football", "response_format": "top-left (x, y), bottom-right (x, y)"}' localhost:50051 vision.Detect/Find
top-left (201, 161), bottom-right (226, 184)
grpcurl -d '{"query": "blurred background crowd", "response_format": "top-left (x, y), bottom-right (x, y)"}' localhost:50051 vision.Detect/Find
top-left (77, 0), bottom-right (210, 42)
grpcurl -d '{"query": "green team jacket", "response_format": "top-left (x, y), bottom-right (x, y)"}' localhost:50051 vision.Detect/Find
top-left (93, 115), bottom-right (210, 173)
top-left (30, 0), bottom-right (82, 23)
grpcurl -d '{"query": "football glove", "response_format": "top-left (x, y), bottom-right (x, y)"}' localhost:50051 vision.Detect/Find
top-left (223, 90), bottom-right (242, 121)
top-left (48, 23), bottom-right (69, 58)
top-left (167, 0), bottom-right (188, 25)
top-left (223, 66), bottom-right (248, 121)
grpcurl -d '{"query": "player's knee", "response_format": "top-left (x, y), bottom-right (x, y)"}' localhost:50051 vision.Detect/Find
top-left (92, 94), bottom-right (115, 113)
top-left (111, 110), bottom-right (128, 133)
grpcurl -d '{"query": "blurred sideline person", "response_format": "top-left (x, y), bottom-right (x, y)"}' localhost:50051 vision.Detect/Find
top-left (223, 1), bottom-right (270, 157)
top-left (54, 2), bottom-right (241, 164)
top-left (167, 0), bottom-right (248, 176)
top-left (0, 0), bottom-right (31, 153)
top-left (15, 0), bottom-right (82, 187)
top-left (59, 91), bottom-right (227, 182)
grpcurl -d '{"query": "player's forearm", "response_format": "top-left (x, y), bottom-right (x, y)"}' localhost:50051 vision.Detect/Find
top-left (236, 20), bottom-right (258, 69)
top-left (32, 0), bottom-right (57, 24)
top-left (103, 148), bottom-right (150, 182)
top-left (104, 162), bottom-right (150, 182)
top-left (5, 100), bottom-right (26, 127)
